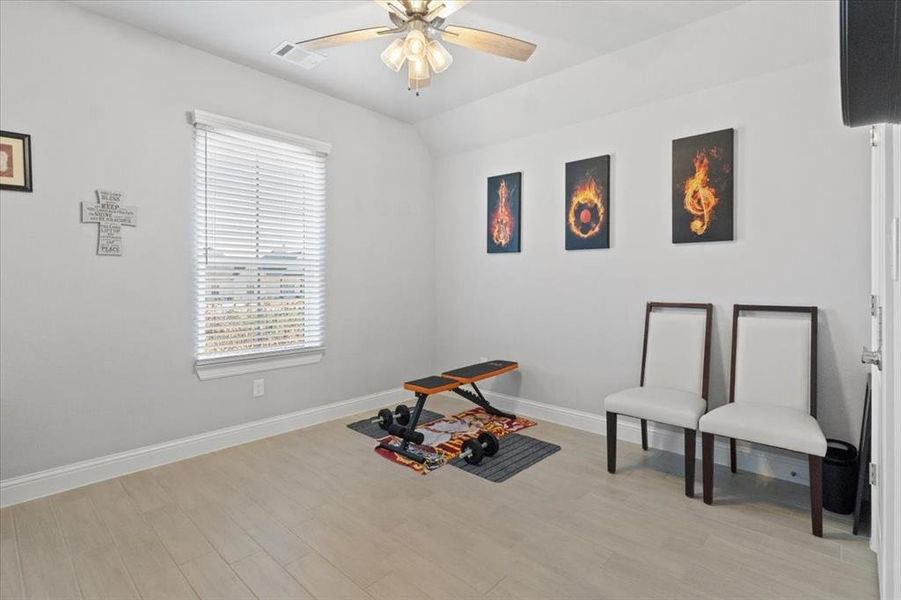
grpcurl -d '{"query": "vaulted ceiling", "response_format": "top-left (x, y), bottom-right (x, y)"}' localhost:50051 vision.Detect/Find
top-left (71, 0), bottom-right (746, 123)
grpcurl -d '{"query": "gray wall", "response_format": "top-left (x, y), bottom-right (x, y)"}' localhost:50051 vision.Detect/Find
top-left (431, 54), bottom-right (871, 444)
top-left (0, 0), bottom-right (873, 480)
top-left (0, 1), bottom-right (435, 479)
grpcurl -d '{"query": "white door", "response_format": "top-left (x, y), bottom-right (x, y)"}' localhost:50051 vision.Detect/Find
top-left (866, 123), bottom-right (900, 600)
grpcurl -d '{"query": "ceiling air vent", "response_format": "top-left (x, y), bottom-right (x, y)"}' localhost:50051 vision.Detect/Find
top-left (271, 42), bottom-right (326, 70)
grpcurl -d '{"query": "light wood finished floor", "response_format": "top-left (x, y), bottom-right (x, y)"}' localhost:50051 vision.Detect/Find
top-left (0, 395), bottom-right (877, 599)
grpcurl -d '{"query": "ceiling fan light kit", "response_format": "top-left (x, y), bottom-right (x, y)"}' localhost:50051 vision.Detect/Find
top-left (426, 39), bottom-right (453, 73)
top-left (294, 0), bottom-right (537, 96)
top-left (408, 55), bottom-right (431, 92)
top-left (380, 38), bottom-right (406, 72)
top-left (403, 28), bottom-right (427, 61)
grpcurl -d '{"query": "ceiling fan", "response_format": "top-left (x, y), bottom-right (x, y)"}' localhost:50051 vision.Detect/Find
top-left (294, 0), bottom-right (537, 95)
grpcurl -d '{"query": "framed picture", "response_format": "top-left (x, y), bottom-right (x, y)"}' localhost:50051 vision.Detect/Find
top-left (0, 131), bottom-right (32, 192)
top-left (672, 128), bottom-right (733, 243)
top-left (565, 155), bottom-right (610, 250)
top-left (487, 172), bottom-right (521, 253)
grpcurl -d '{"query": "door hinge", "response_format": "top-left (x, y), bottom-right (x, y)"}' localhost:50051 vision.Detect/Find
top-left (862, 295), bottom-right (884, 369)
top-left (870, 126), bottom-right (878, 147)
top-left (869, 462), bottom-right (878, 486)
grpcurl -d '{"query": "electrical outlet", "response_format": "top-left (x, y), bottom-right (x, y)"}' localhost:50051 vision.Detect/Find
top-left (253, 378), bottom-right (265, 398)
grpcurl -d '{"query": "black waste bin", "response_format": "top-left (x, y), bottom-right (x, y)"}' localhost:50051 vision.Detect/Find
top-left (823, 439), bottom-right (858, 514)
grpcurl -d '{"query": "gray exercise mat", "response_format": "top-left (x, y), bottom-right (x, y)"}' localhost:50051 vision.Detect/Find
top-left (346, 408), bottom-right (445, 439)
top-left (450, 433), bottom-right (561, 482)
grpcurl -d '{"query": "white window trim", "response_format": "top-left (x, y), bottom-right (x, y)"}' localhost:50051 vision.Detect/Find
top-left (194, 349), bottom-right (324, 380)
top-left (191, 110), bottom-right (332, 154)
top-left (192, 110), bottom-right (329, 380)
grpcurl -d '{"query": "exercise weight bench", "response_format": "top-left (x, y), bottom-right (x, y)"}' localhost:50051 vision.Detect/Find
top-left (377, 360), bottom-right (519, 464)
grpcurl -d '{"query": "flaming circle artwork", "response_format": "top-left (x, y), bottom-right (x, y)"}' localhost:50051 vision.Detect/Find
top-left (487, 172), bottom-right (521, 253)
top-left (565, 155), bottom-right (610, 250)
top-left (672, 129), bottom-right (734, 243)
top-left (567, 174), bottom-right (605, 239)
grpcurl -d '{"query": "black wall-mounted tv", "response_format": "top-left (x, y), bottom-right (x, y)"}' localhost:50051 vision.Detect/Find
top-left (840, 0), bottom-right (901, 127)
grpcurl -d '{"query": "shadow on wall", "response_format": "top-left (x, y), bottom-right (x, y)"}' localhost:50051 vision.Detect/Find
top-left (487, 369), bottom-right (522, 399)
top-left (818, 310), bottom-right (859, 442)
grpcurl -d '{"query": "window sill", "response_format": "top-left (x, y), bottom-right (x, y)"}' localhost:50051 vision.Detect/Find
top-left (194, 350), bottom-right (324, 380)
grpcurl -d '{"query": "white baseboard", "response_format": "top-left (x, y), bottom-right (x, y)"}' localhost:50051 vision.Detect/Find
top-left (0, 387), bottom-right (403, 508)
top-left (0, 385), bottom-right (812, 508)
top-left (483, 390), bottom-right (811, 486)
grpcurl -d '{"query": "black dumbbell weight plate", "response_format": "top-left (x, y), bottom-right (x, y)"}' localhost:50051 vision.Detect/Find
top-left (461, 438), bottom-right (484, 465)
top-left (478, 432), bottom-right (499, 457)
top-left (377, 408), bottom-right (394, 431)
top-left (394, 404), bottom-right (411, 426)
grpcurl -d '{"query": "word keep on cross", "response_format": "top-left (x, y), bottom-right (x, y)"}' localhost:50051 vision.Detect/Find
top-left (81, 190), bottom-right (137, 256)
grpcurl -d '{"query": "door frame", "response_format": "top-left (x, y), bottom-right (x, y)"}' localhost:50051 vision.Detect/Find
top-left (871, 123), bottom-right (900, 600)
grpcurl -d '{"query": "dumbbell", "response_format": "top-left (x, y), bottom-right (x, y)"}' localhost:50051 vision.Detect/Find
top-left (371, 405), bottom-right (412, 431)
top-left (386, 423), bottom-right (424, 445)
top-left (459, 432), bottom-right (500, 466)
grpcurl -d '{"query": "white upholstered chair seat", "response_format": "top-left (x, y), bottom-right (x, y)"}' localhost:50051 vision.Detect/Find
top-left (699, 403), bottom-right (827, 456)
top-left (605, 386), bottom-right (706, 430)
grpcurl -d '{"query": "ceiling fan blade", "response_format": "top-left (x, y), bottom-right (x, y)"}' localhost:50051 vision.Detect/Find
top-left (374, 1), bottom-right (408, 20)
top-left (441, 26), bottom-right (536, 61)
top-left (297, 27), bottom-right (391, 51)
top-left (427, 0), bottom-right (470, 20)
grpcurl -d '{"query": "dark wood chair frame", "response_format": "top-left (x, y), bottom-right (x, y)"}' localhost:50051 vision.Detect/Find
top-left (701, 304), bottom-right (823, 537)
top-left (607, 301), bottom-right (713, 498)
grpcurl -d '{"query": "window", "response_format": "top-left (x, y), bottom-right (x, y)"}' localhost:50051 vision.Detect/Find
top-left (192, 110), bottom-right (328, 379)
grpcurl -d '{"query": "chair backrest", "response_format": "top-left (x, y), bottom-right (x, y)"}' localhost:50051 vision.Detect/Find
top-left (729, 305), bottom-right (818, 416)
top-left (640, 302), bottom-right (713, 399)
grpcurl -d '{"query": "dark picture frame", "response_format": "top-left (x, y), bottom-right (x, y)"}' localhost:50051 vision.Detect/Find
top-left (672, 128), bottom-right (733, 243)
top-left (0, 130), bottom-right (32, 192)
top-left (487, 172), bottom-right (521, 253)
top-left (565, 155), bottom-right (610, 250)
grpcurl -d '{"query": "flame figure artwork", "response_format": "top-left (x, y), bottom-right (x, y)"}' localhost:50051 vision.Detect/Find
top-left (683, 149), bottom-right (719, 235)
top-left (565, 155), bottom-right (610, 250)
top-left (672, 128), bottom-right (734, 243)
top-left (492, 178), bottom-right (514, 247)
top-left (487, 172), bottom-right (521, 253)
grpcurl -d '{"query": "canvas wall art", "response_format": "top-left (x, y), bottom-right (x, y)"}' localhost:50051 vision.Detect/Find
top-left (487, 172), bottom-right (521, 253)
top-left (565, 155), bottom-right (610, 250)
top-left (0, 130), bottom-right (32, 192)
top-left (672, 128), bottom-right (733, 243)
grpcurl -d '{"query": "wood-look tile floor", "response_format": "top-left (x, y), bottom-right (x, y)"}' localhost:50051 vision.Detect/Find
top-left (0, 395), bottom-right (878, 599)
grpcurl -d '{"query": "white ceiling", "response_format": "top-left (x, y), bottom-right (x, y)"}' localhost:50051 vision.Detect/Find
top-left (71, 0), bottom-right (746, 124)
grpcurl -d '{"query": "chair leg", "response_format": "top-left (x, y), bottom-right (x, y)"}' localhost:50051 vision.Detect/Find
top-left (684, 428), bottom-right (696, 498)
top-left (809, 455), bottom-right (823, 537)
top-left (606, 412), bottom-right (617, 474)
top-left (702, 433), bottom-right (714, 504)
top-left (641, 419), bottom-right (649, 450)
top-left (730, 438), bottom-right (737, 473)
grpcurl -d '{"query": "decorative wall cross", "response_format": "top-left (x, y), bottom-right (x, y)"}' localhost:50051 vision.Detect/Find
top-left (81, 190), bottom-right (137, 256)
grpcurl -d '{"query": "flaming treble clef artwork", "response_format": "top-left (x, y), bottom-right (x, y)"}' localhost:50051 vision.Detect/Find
top-left (672, 128), bottom-right (734, 243)
top-left (565, 155), bottom-right (610, 250)
top-left (487, 172), bottom-right (521, 253)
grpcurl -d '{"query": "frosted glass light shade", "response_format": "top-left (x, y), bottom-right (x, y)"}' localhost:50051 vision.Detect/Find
top-left (426, 40), bottom-right (453, 73)
top-left (380, 38), bottom-right (406, 72)
top-left (408, 56), bottom-right (430, 81)
top-left (407, 57), bottom-right (430, 92)
top-left (403, 30), bottom-right (427, 61)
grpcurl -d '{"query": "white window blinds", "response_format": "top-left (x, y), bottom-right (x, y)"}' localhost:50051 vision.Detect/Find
top-left (193, 111), bottom-right (328, 366)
